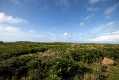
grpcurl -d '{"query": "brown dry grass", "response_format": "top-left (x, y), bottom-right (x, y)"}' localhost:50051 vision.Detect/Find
top-left (102, 57), bottom-right (114, 65)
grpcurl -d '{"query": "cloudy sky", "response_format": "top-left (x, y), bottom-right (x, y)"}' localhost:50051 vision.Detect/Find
top-left (0, 0), bottom-right (119, 43)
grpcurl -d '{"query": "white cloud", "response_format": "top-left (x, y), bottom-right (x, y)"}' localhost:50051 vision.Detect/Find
top-left (0, 25), bottom-right (59, 42)
top-left (88, 21), bottom-right (119, 43)
top-left (0, 26), bottom-right (19, 33)
top-left (104, 3), bottom-right (119, 16)
top-left (0, 25), bottom-right (36, 41)
top-left (63, 32), bottom-right (73, 42)
top-left (64, 32), bottom-right (69, 36)
top-left (0, 12), bottom-right (60, 42)
top-left (0, 12), bottom-right (26, 24)
top-left (0, 26), bottom-right (24, 36)
top-left (91, 21), bottom-right (118, 34)
top-left (91, 34), bottom-right (119, 42)
top-left (112, 31), bottom-right (119, 34)
top-left (0, 12), bottom-right (31, 41)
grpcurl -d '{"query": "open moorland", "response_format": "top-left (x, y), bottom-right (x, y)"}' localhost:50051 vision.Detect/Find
top-left (0, 42), bottom-right (119, 80)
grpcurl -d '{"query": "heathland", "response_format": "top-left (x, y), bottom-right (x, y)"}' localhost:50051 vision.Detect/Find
top-left (0, 42), bottom-right (119, 80)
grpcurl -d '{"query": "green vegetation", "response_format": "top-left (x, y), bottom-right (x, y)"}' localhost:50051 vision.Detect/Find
top-left (0, 42), bottom-right (119, 80)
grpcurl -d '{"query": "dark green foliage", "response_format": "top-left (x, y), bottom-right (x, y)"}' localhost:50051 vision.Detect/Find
top-left (31, 47), bottom-right (48, 53)
top-left (0, 55), bottom-right (33, 80)
top-left (103, 47), bottom-right (119, 60)
top-left (0, 42), bottom-right (119, 80)
top-left (50, 58), bottom-right (91, 80)
top-left (0, 41), bottom-right (4, 44)
top-left (70, 49), bottom-right (103, 63)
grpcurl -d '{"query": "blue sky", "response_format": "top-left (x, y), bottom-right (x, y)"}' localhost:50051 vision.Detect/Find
top-left (0, 0), bottom-right (119, 43)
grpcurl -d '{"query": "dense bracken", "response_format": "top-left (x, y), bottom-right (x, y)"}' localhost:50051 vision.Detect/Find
top-left (0, 42), bottom-right (119, 80)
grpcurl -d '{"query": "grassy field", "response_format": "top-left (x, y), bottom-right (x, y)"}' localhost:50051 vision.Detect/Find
top-left (0, 42), bottom-right (119, 80)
